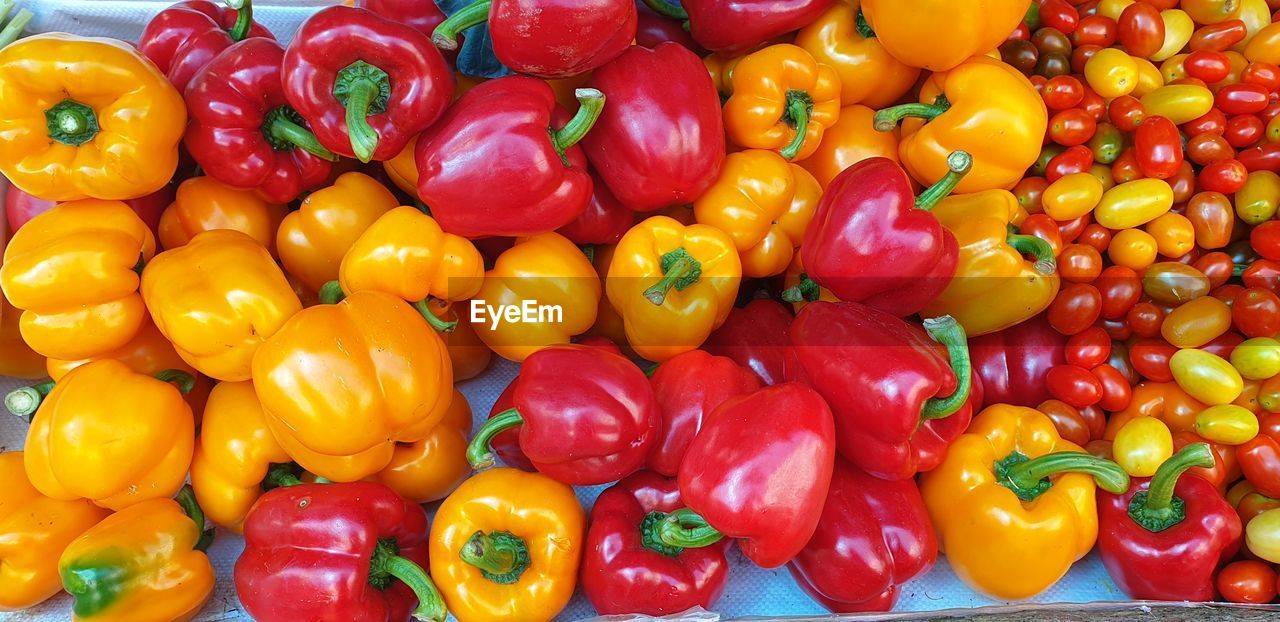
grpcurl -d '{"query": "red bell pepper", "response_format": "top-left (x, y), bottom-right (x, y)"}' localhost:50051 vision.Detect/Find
top-left (634, 0), bottom-right (706, 53)
top-left (4, 182), bottom-right (170, 237)
top-left (788, 458), bottom-right (937, 613)
top-left (1097, 443), bottom-right (1242, 601)
top-left (431, 0), bottom-right (636, 78)
top-left (787, 301), bottom-right (980, 481)
top-left (663, 382), bottom-right (836, 569)
top-left (235, 475), bottom-right (446, 622)
top-left (1239, 413), bottom-right (1280, 498)
top-left (355, 0), bottom-right (447, 39)
top-left (582, 470), bottom-right (730, 616)
top-left (702, 297), bottom-right (794, 386)
top-left (139, 0), bottom-right (274, 92)
top-left (802, 154), bottom-right (967, 317)
top-left (469, 344), bottom-right (657, 486)
top-left (283, 7), bottom-right (453, 164)
top-left (416, 76), bottom-right (602, 238)
top-left (968, 314), bottom-right (1067, 407)
top-left (581, 43), bottom-right (725, 213)
top-left (184, 38), bottom-right (335, 203)
top-left (642, 0), bottom-right (835, 54)
top-left (556, 173), bottom-right (637, 245)
top-left (648, 349), bottom-right (761, 477)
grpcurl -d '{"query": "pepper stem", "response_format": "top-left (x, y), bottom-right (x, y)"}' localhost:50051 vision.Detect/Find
top-left (1008, 233), bottom-right (1057, 275)
top-left (459, 531), bottom-right (532, 585)
top-left (914, 151), bottom-right (973, 210)
top-left (854, 8), bottom-right (875, 38)
top-left (261, 464), bottom-right (304, 490)
top-left (467, 408), bottom-right (523, 469)
top-left (781, 273), bottom-right (821, 303)
top-left (656, 508), bottom-right (726, 549)
top-left (997, 451), bottom-right (1131, 502)
top-left (5, 379), bottom-right (54, 418)
top-left (644, 247), bottom-right (703, 306)
top-left (318, 280), bottom-right (346, 305)
top-left (779, 90), bottom-right (814, 161)
top-left (640, 0), bottom-right (688, 19)
top-left (550, 89), bottom-right (606, 163)
top-left (45, 100), bottom-right (100, 146)
top-left (412, 299), bottom-right (458, 333)
top-left (874, 97), bottom-right (953, 132)
top-left (333, 61), bottom-right (391, 163)
top-left (369, 540), bottom-right (447, 622)
top-left (224, 0), bottom-right (253, 42)
top-left (154, 369), bottom-right (196, 395)
top-left (1129, 443), bottom-right (1215, 532)
top-left (432, 0), bottom-right (491, 50)
top-left (0, 1), bottom-right (33, 49)
top-left (265, 106), bottom-right (338, 161)
top-left (175, 485), bottom-right (215, 552)
top-left (919, 316), bottom-right (972, 420)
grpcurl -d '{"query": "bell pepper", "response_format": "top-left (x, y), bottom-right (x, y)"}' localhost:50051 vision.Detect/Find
top-left (236, 478), bottom-right (446, 622)
top-left (694, 150), bottom-right (821, 278)
top-left (556, 175), bottom-right (636, 245)
top-left (59, 489), bottom-right (214, 622)
top-left (0, 451), bottom-right (109, 612)
top-left (425, 301), bottom-right (493, 380)
top-left (606, 215), bottom-right (741, 362)
top-left (788, 458), bottom-right (937, 613)
top-left (0, 295), bottom-right (42, 380)
top-left (967, 314), bottom-right (1066, 407)
top-left (469, 344), bottom-right (656, 485)
top-left (799, 104), bottom-right (900, 188)
top-left (5, 180), bottom-right (169, 239)
top-left (582, 470), bottom-right (730, 616)
top-left (648, 349), bottom-right (761, 477)
top-left (416, 77), bottom-right (602, 238)
top-left (860, 0), bottom-right (1029, 71)
top-left (432, 0), bottom-right (635, 78)
top-left (802, 153), bottom-right (964, 318)
top-left (1097, 443), bottom-right (1243, 600)
top-left (251, 291), bottom-right (453, 482)
top-left (794, 0), bottom-right (920, 108)
top-left (789, 301), bottom-right (979, 479)
top-left (283, 6), bottom-right (452, 163)
top-left (1, 199), bottom-right (156, 361)
top-left (663, 0), bottom-right (836, 54)
top-left (142, 229), bottom-right (302, 382)
top-left (375, 389), bottom-right (473, 504)
top-left (276, 172), bottom-right (399, 293)
top-left (485, 377), bottom-right (535, 471)
top-left (919, 404), bottom-right (1131, 600)
top-left (139, 0), bottom-right (273, 92)
top-left (702, 297), bottom-right (793, 385)
top-left (875, 59), bottom-right (1047, 194)
top-left (723, 44), bottom-right (842, 162)
top-left (921, 188), bottom-right (1061, 336)
top-left (357, 0), bottom-right (447, 38)
top-left (188, 381), bottom-right (289, 532)
top-left (580, 42), bottom-right (725, 213)
top-left (185, 38), bottom-right (336, 204)
top-left (430, 468), bottom-right (585, 622)
top-left (158, 176), bottom-right (287, 255)
top-left (781, 249), bottom-right (837, 312)
top-left (0, 33), bottom-right (185, 202)
top-left (469, 232), bottom-right (600, 361)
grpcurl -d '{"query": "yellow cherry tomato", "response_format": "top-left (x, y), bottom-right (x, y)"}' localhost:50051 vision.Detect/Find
top-left (1108, 228), bottom-right (1158, 270)
top-left (1089, 163), bottom-right (1116, 190)
top-left (1113, 416), bottom-right (1174, 477)
top-left (1086, 48), bottom-right (1139, 98)
top-left (1237, 171), bottom-right (1280, 225)
top-left (1131, 56), bottom-right (1163, 95)
top-left (1232, 337), bottom-right (1280, 380)
top-left (1042, 173), bottom-right (1104, 221)
top-left (1194, 404), bottom-right (1260, 445)
top-left (1232, 0), bottom-right (1272, 53)
top-left (1145, 212), bottom-right (1195, 258)
top-left (1141, 85), bottom-right (1216, 124)
top-left (1098, 0), bottom-right (1135, 21)
top-left (1172, 348), bottom-right (1246, 405)
top-left (1246, 508), bottom-right (1280, 562)
top-left (1094, 179), bottom-right (1174, 229)
top-left (1161, 296), bottom-right (1232, 348)
top-left (1152, 10), bottom-right (1194, 62)
top-left (1160, 54), bottom-right (1189, 84)
top-left (1245, 22), bottom-right (1280, 64)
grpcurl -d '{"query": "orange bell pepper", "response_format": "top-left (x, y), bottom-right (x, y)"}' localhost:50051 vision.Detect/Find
top-left (693, 149), bottom-right (821, 278)
top-left (781, 247), bottom-right (837, 312)
top-left (1105, 382), bottom-right (1208, 438)
top-left (251, 290), bottom-right (453, 482)
top-left (376, 389), bottom-right (473, 504)
top-left (723, 44), bottom-right (842, 161)
top-left (142, 229), bottom-right (302, 382)
top-left (423, 300), bottom-right (493, 380)
top-left (794, 0), bottom-right (920, 107)
top-left (276, 172), bottom-right (398, 293)
top-left (384, 135), bottom-right (421, 197)
top-left (860, 0), bottom-right (1030, 71)
top-left (0, 197), bottom-right (42, 379)
top-left (158, 176), bottom-right (287, 254)
top-left (0, 199), bottom-right (156, 360)
top-left (584, 244), bottom-right (633, 353)
top-left (799, 104), bottom-right (900, 188)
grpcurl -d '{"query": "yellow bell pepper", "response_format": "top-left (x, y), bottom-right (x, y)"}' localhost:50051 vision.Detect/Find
top-left (430, 468), bottom-right (585, 622)
top-left (276, 172), bottom-right (398, 293)
top-left (0, 295), bottom-right (44, 380)
top-left (376, 389), bottom-right (473, 504)
top-left (723, 44), bottom-right (842, 161)
top-left (384, 135), bottom-right (421, 197)
top-left (606, 215), bottom-right (741, 362)
top-left (584, 244), bottom-right (633, 353)
top-left (799, 104), bottom-right (900, 188)
top-left (470, 232), bottom-right (600, 362)
top-left (782, 247), bottom-right (837, 312)
top-left (919, 404), bottom-right (1130, 600)
top-left (0, 199), bottom-right (156, 360)
top-left (0, 34), bottom-right (185, 201)
top-left (158, 176), bottom-right (287, 254)
top-left (423, 300), bottom-right (494, 381)
top-left (860, 0), bottom-right (1030, 71)
top-left (1172, 348), bottom-right (1246, 406)
top-left (693, 149), bottom-right (821, 278)
top-left (794, 0), bottom-right (920, 107)
top-left (0, 451), bottom-right (109, 612)
top-left (922, 189), bottom-right (1061, 336)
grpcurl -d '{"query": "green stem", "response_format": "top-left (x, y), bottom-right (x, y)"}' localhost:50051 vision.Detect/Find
top-left (873, 98), bottom-right (952, 132)
top-left (656, 508), bottom-right (725, 549)
top-left (225, 0), bottom-right (252, 42)
top-left (318, 280), bottom-right (346, 305)
top-left (412, 299), bottom-right (457, 333)
top-left (854, 8), bottom-right (875, 38)
top-left (550, 88), bottom-right (606, 163)
top-left (1008, 233), bottom-right (1057, 275)
top-left (1129, 443), bottom-right (1215, 532)
top-left (0, 1), bottom-right (32, 49)
top-left (778, 90), bottom-right (813, 161)
top-left (175, 485), bottom-right (215, 552)
top-left (369, 540), bottom-right (447, 622)
top-left (266, 107), bottom-right (339, 161)
top-left (919, 316), bottom-right (972, 420)
top-left (5, 379), bottom-right (54, 418)
top-left (467, 408), bottom-right (522, 469)
top-left (458, 531), bottom-right (531, 585)
top-left (432, 0), bottom-right (491, 50)
top-left (914, 151), bottom-right (972, 210)
top-left (45, 100), bottom-right (99, 146)
top-left (643, 247), bottom-right (702, 306)
top-left (997, 451), bottom-right (1131, 502)
top-left (333, 62), bottom-right (390, 163)
top-left (781, 273), bottom-right (820, 303)
top-left (154, 369), bottom-right (195, 395)
top-left (262, 464), bottom-right (304, 490)
top-left (641, 0), bottom-right (688, 19)
top-left (643, 363), bottom-right (660, 378)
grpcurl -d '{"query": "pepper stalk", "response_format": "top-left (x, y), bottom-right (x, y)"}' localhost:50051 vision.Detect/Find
top-left (996, 450), bottom-right (1131, 502)
top-left (1127, 443), bottom-right (1216, 532)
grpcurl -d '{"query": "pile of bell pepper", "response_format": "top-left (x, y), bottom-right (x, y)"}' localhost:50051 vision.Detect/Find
top-left (14, 0), bottom-right (1280, 618)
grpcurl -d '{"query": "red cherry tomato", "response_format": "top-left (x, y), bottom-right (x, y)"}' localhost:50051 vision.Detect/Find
top-left (1225, 114), bottom-right (1265, 149)
top-left (1040, 0), bottom-right (1080, 34)
top-left (1244, 259), bottom-right (1280, 292)
top-left (1108, 95), bottom-right (1146, 132)
top-left (1183, 107), bottom-right (1228, 136)
top-left (1217, 84), bottom-right (1271, 116)
top-left (1117, 1), bottom-right (1165, 58)
top-left (1242, 62), bottom-right (1280, 92)
top-left (1240, 143), bottom-right (1280, 173)
top-left (1134, 116), bottom-right (1185, 179)
top-left (1129, 338), bottom-right (1177, 382)
top-left (1111, 149), bottom-right (1146, 183)
top-left (1080, 223), bottom-right (1113, 253)
top-left (1189, 19), bottom-right (1248, 52)
top-left (1092, 364), bottom-right (1133, 411)
top-left (1253, 221), bottom-right (1280, 261)
top-left (1234, 287), bottom-right (1280, 338)
top-left (1046, 145), bottom-right (1096, 181)
top-left (1072, 14), bottom-right (1118, 47)
top-left (1059, 243), bottom-right (1104, 282)
top-left (1194, 252), bottom-right (1236, 289)
top-left (1184, 50), bottom-right (1232, 83)
top-left (1098, 265), bottom-right (1142, 319)
top-left (1199, 158), bottom-right (1249, 194)
top-left (1049, 108), bottom-right (1098, 146)
top-left (1021, 213), bottom-right (1066, 255)
top-left (1202, 331), bottom-right (1244, 360)
top-left (1043, 75), bottom-right (1086, 110)
top-left (1048, 282), bottom-right (1103, 335)
top-left (1066, 326), bottom-right (1111, 368)
top-left (1186, 132), bottom-right (1235, 166)
top-left (1046, 364), bottom-right (1104, 408)
top-left (1126, 301), bottom-right (1165, 338)
top-left (1217, 561), bottom-right (1278, 605)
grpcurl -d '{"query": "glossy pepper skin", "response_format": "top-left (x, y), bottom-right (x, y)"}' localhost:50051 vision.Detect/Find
top-left (277, 172), bottom-right (399, 294)
top-left (920, 405), bottom-right (1131, 600)
top-left (0, 34), bottom-right (186, 201)
top-left (0, 199), bottom-right (156, 360)
top-left (469, 344), bottom-right (657, 485)
top-left (967, 314), bottom-right (1066, 407)
top-left (376, 389), bottom-right (474, 504)
top-left (1098, 443), bottom-right (1242, 601)
top-left (724, 44), bottom-right (842, 162)
top-left (606, 215), bottom-right (742, 362)
top-left (236, 480), bottom-right (446, 622)
top-left (788, 301), bottom-right (979, 480)
top-left (557, 175), bottom-right (636, 245)
top-left (432, 0), bottom-right (636, 78)
top-left (139, 0), bottom-right (274, 92)
top-left (158, 176), bottom-right (287, 254)
top-left (788, 458), bottom-right (936, 613)
top-left (803, 154), bottom-right (962, 318)
top-left (430, 468), bottom-right (585, 622)
top-left (142, 230), bottom-right (302, 382)
top-left (582, 471), bottom-right (730, 615)
top-left (0, 295), bottom-right (43, 380)
top-left (251, 291), bottom-right (453, 482)
top-left (794, 0), bottom-right (919, 108)
top-left (861, 0), bottom-right (1029, 71)
top-left (356, 0), bottom-right (447, 38)
top-left (582, 43), bottom-right (725, 213)
top-left (922, 189), bottom-right (1061, 336)
top-left (703, 298), bottom-right (793, 386)
top-left (284, 6), bottom-right (453, 163)
top-left (679, 0), bottom-right (836, 54)
top-left (59, 492), bottom-right (214, 622)
top-left (648, 350), bottom-right (761, 476)
top-left (417, 77), bottom-right (603, 238)
top-left (0, 452), bottom-right (109, 612)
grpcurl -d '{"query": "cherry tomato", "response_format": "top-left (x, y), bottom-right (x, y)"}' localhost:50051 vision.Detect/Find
top-left (1108, 94), bottom-right (1147, 130)
top-left (1218, 84), bottom-right (1271, 116)
top-left (1073, 14), bottom-right (1119, 47)
top-left (1167, 161), bottom-right (1197, 203)
top-left (1161, 296), bottom-right (1233, 348)
top-left (1113, 416), bottom-right (1173, 476)
top-left (1093, 363), bottom-right (1134, 411)
top-left (1244, 259), bottom-right (1280, 292)
top-left (1189, 19), bottom-right (1248, 52)
top-left (1240, 143), bottom-right (1280, 173)
top-left (1199, 158), bottom-right (1249, 194)
top-left (1046, 144), bottom-right (1096, 181)
top-left (1110, 149), bottom-right (1146, 183)
top-left (1021, 213), bottom-right (1066, 255)
top-left (1183, 106), bottom-right (1228, 135)
top-left (1118, 1), bottom-right (1166, 58)
top-left (1046, 364), bottom-right (1104, 407)
top-left (1080, 223), bottom-right (1113, 253)
top-left (1071, 43), bottom-right (1104, 74)
top-left (1232, 337), bottom-right (1280, 381)
top-left (1226, 114), bottom-right (1265, 149)
top-left (1001, 39), bottom-right (1041, 74)
top-left (1130, 338), bottom-right (1178, 381)
top-left (1217, 561), bottom-right (1278, 604)
top-left (1086, 122), bottom-right (1124, 165)
top-left (1033, 144), bottom-right (1068, 176)
top-left (1049, 282), bottom-right (1103, 335)
top-left (1067, 326), bottom-right (1112, 367)
top-left (1058, 243), bottom-right (1104, 282)
top-left (1109, 228), bottom-right (1159, 269)
top-left (1143, 261), bottom-right (1211, 304)
top-left (1037, 52), bottom-right (1073, 79)
top-left (1099, 265), bottom-right (1142, 318)
top-left (1134, 116), bottom-right (1185, 179)
top-left (1242, 61), bottom-right (1280, 92)
top-left (1049, 108), bottom-right (1098, 146)
top-left (1039, 399), bottom-right (1092, 446)
top-left (1100, 316), bottom-right (1134, 340)
top-left (1087, 47), bottom-right (1140, 98)
top-left (1013, 176), bottom-right (1050, 213)
top-left (1057, 213), bottom-right (1092, 244)
top-left (1145, 212), bottom-right (1195, 258)
top-left (1043, 75), bottom-right (1086, 110)
top-left (1186, 132), bottom-right (1236, 165)
top-left (1042, 0), bottom-right (1081, 33)
top-left (1194, 251), bottom-right (1236, 288)
top-left (1234, 287), bottom-right (1280, 338)
top-left (1078, 86), bottom-right (1108, 121)
top-left (1253, 220), bottom-right (1280, 261)
top-left (1184, 49), bottom-right (1232, 82)
top-left (1185, 191), bottom-right (1235, 249)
